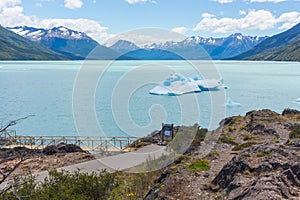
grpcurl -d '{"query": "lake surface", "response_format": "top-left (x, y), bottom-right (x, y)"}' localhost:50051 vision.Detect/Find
top-left (0, 60), bottom-right (299, 137)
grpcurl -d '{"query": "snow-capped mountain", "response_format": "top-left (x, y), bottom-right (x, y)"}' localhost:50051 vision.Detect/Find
top-left (7, 26), bottom-right (100, 57)
top-left (110, 33), bottom-right (268, 60)
top-left (8, 26), bottom-right (92, 41)
top-left (109, 40), bottom-right (139, 54)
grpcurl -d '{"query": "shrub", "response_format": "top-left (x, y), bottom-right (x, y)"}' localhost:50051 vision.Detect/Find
top-left (0, 170), bottom-right (116, 200)
top-left (0, 169), bottom-right (160, 200)
top-left (191, 127), bottom-right (207, 146)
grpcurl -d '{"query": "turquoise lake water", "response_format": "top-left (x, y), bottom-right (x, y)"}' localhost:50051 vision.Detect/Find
top-left (0, 60), bottom-right (299, 137)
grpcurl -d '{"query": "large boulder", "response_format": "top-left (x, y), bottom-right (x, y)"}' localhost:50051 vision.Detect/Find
top-left (43, 143), bottom-right (85, 155)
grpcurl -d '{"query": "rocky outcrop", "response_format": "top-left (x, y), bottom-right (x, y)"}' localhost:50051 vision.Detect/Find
top-left (211, 142), bottom-right (300, 199)
top-left (144, 109), bottom-right (300, 200)
top-left (0, 147), bottom-right (42, 161)
top-left (282, 108), bottom-right (300, 116)
top-left (0, 143), bottom-right (93, 177)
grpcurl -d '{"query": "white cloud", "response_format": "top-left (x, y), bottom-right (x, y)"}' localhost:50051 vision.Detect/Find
top-left (250, 0), bottom-right (287, 2)
top-left (239, 10), bottom-right (246, 15)
top-left (39, 18), bottom-right (113, 42)
top-left (277, 11), bottom-right (300, 29)
top-left (201, 13), bottom-right (215, 18)
top-left (194, 9), bottom-right (300, 33)
top-left (125, 0), bottom-right (156, 4)
top-left (171, 27), bottom-right (188, 34)
top-left (0, 0), bottom-right (21, 10)
top-left (213, 0), bottom-right (234, 3)
top-left (64, 0), bottom-right (83, 9)
top-left (105, 29), bottom-right (185, 47)
top-left (0, 2), bottom-right (112, 43)
top-left (194, 10), bottom-right (278, 33)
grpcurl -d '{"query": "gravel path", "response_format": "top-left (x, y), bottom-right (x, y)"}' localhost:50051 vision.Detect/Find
top-left (34, 144), bottom-right (167, 182)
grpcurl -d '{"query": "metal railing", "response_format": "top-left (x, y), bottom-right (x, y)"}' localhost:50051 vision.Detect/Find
top-left (0, 130), bottom-right (141, 152)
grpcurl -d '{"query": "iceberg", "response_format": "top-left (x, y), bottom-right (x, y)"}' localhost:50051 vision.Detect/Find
top-left (196, 79), bottom-right (222, 91)
top-left (226, 98), bottom-right (241, 108)
top-left (149, 73), bottom-right (223, 96)
top-left (149, 73), bottom-right (201, 95)
top-left (296, 98), bottom-right (300, 103)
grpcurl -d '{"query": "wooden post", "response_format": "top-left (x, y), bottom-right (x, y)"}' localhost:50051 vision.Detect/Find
top-left (171, 123), bottom-right (174, 139)
top-left (161, 123), bottom-right (165, 142)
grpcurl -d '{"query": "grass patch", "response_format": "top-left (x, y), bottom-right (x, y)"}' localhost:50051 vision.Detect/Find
top-left (206, 151), bottom-right (219, 157)
top-left (243, 134), bottom-right (256, 141)
top-left (232, 142), bottom-right (258, 151)
top-left (242, 152), bottom-right (251, 157)
top-left (256, 150), bottom-right (270, 157)
top-left (218, 135), bottom-right (238, 145)
top-left (271, 138), bottom-right (280, 143)
top-left (289, 123), bottom-right (300, 139)
top-left (188, 159), bottom-right (210, 172)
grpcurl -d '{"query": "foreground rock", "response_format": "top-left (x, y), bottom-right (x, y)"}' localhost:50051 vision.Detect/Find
top-left (0, 143), bottom-right (94, 177)
top-left (145, 109), bottom-right (300, 199)
top-left (211, 142), bottom-right (300, 199)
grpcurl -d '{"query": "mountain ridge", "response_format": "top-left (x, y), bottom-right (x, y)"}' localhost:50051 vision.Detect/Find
top-left (231, 23), bottom-right (300, 61)
top-left (7, 26), bottom-right (100, 58)
top-left (110, 33), bottom-right (268, 60)
top-left (0, 25), bottom-right (81, 60)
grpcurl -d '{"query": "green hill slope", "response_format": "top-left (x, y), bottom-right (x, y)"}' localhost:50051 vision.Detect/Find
top-left (0, 26), bottom-right (77, 60)
top-left (231, 23), bottom-right (300, 61)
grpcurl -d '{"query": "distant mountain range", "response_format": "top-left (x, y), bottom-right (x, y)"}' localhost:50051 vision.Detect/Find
top-left (2, 23), bottom-right (300, 61)
top-left (0, 25), bottom-right (82, 60)
top-left (108, 33), bottom-right (267, 60)
top-left (230, 23), bottom-right (300, 61)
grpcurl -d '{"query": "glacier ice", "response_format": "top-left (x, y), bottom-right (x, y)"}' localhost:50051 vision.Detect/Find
top-left (149, 73), bottom-right (201, 95)
top-left (226, 98), bottom-right (241, 108)
top-left (296, 98), bottom-right (300, 103)
top-left (149, 73), bottom-right (222, 96)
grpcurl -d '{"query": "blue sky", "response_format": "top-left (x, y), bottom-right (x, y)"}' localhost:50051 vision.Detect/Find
top-left (0, 0), bottom-right (300, 43)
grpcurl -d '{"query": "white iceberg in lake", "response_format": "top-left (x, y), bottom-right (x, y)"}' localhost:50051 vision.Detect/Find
top-left (149, 73), bottom-right (223, 96)
top-left (149, 73), bottom-right (201, 95)
top-left (296, 98), bottom-right (300, 103)
top-left (226, 98), bottom-right (241, 108)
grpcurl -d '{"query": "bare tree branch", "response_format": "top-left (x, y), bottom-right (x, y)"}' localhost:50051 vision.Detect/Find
top-left (0, 115), bottom-right (35, 133)
top-left (0, 157), bottom-right (25, 185)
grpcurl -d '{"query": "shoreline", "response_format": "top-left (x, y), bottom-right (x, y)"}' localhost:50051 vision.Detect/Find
top-left (1, 108), bottom-right (300, 199)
